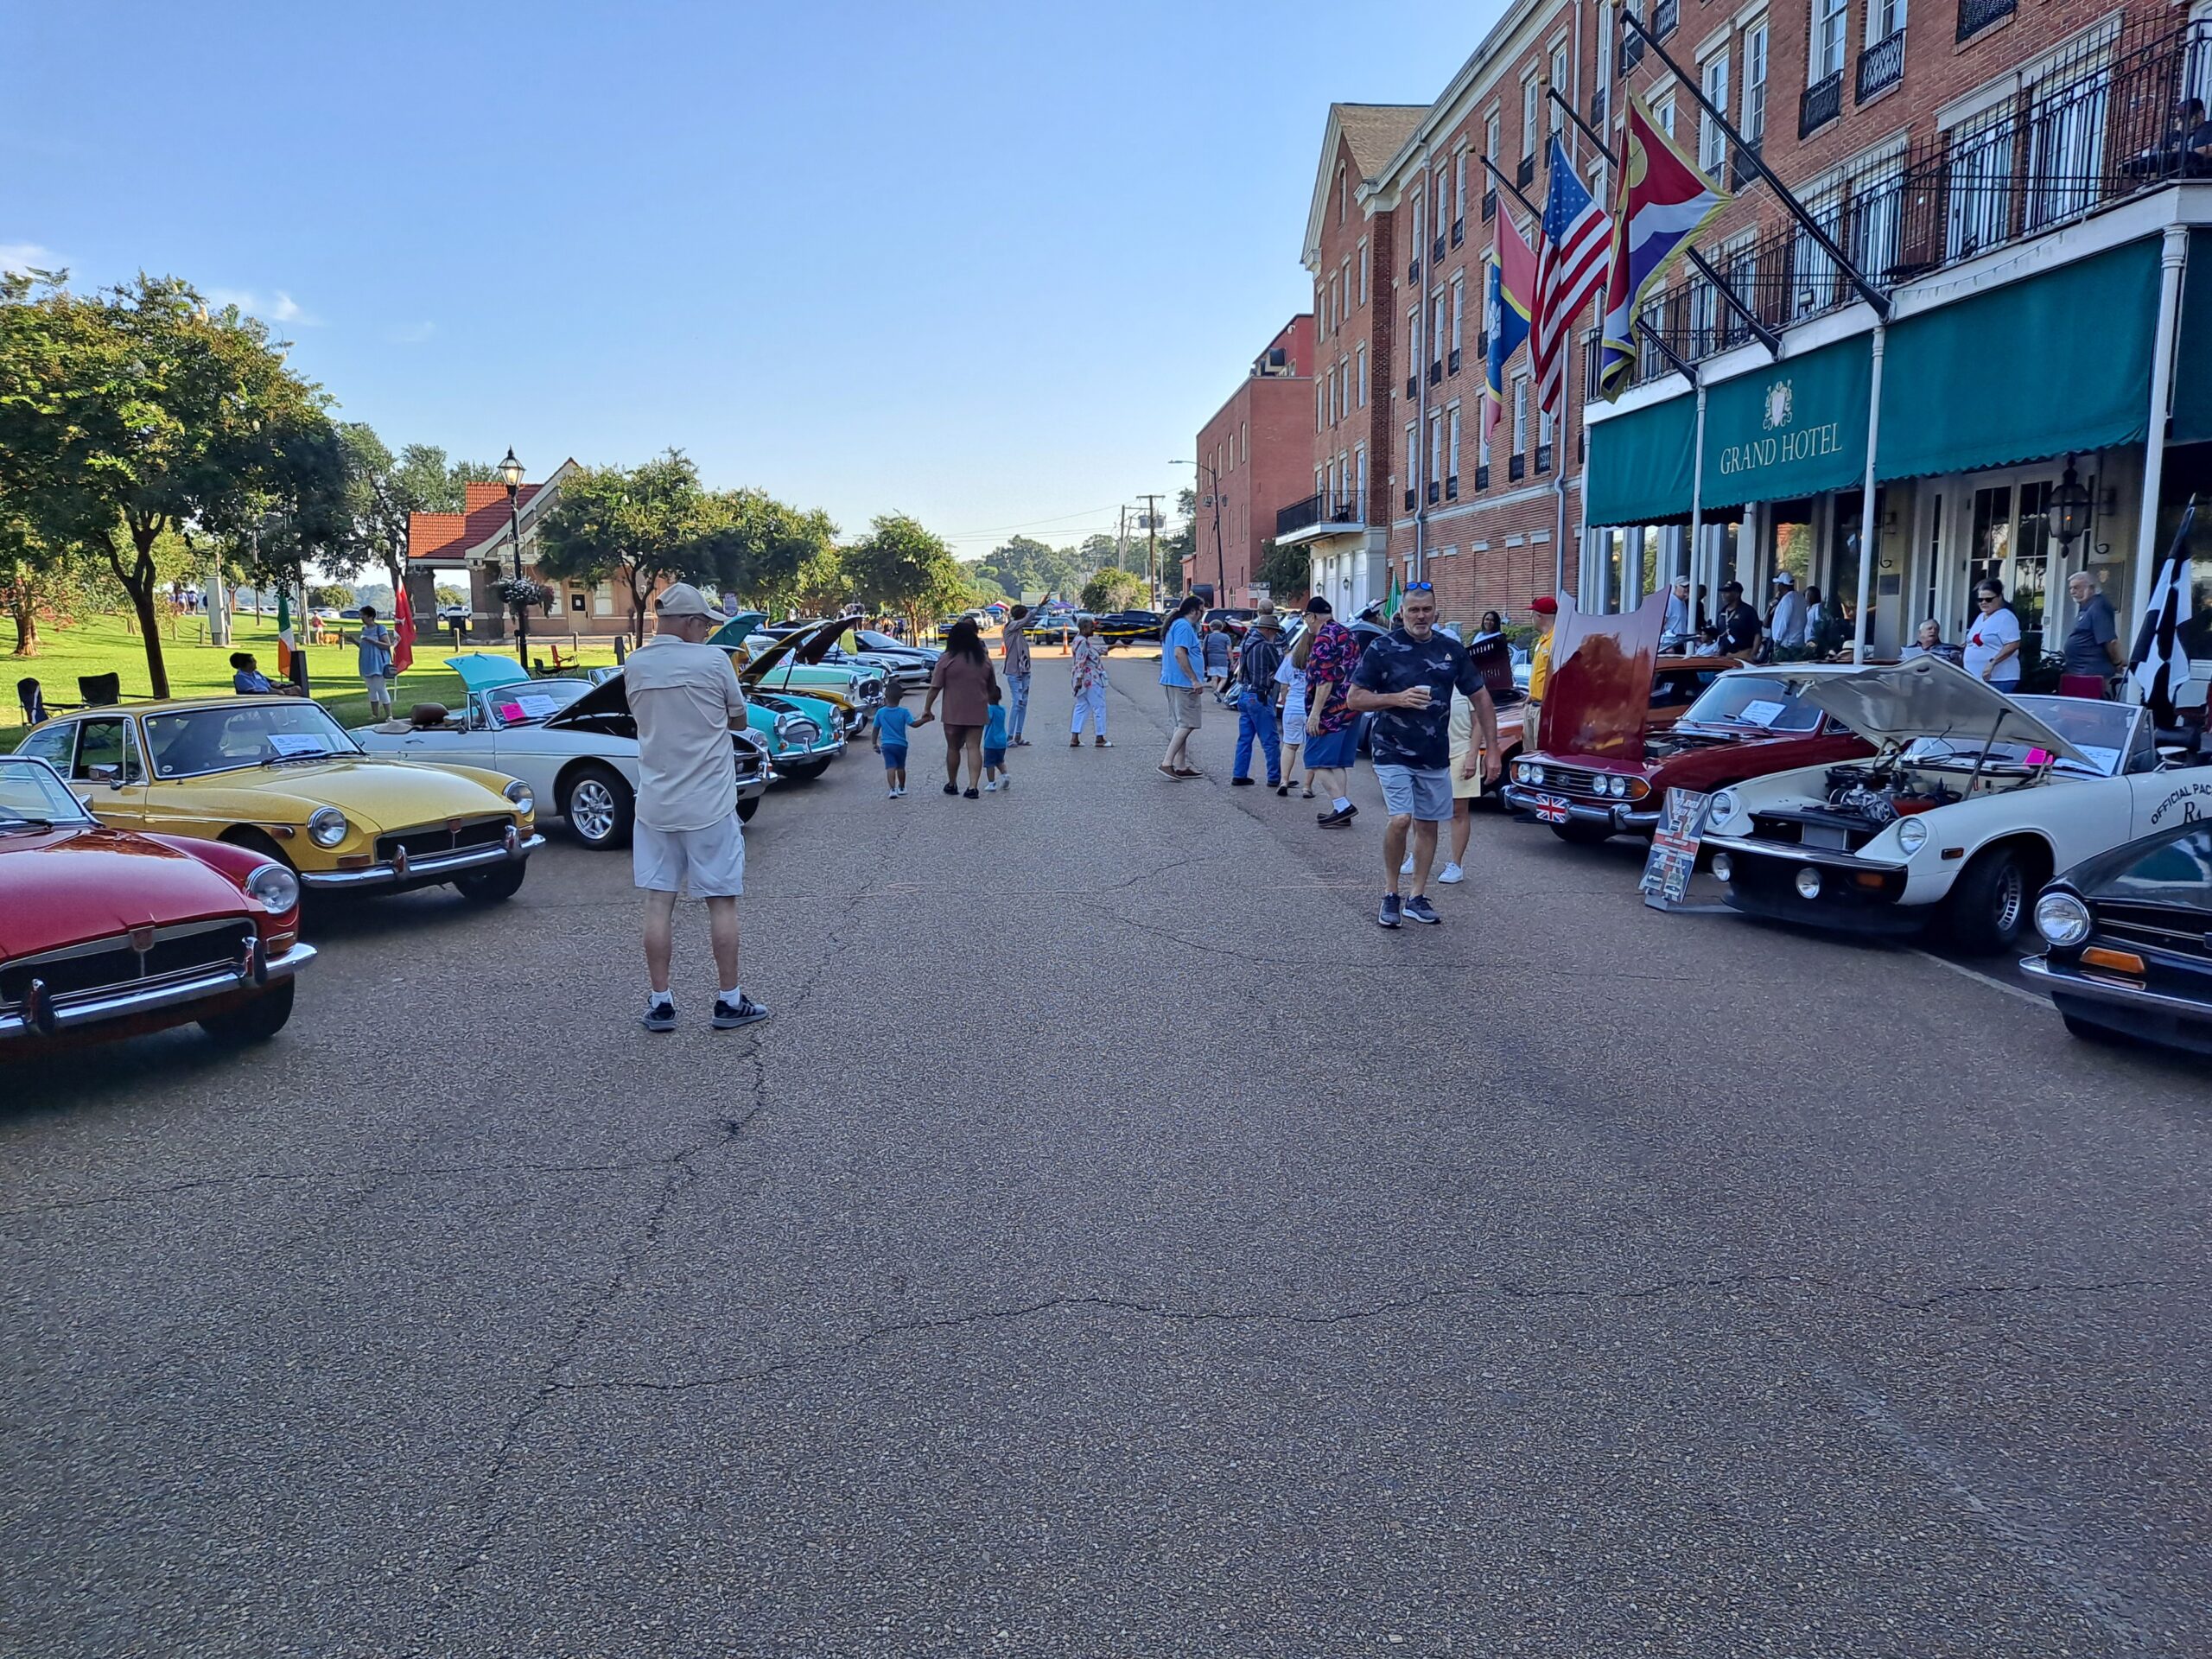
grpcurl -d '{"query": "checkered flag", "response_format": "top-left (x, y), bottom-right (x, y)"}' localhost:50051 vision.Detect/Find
top-left (2128, 495), bottom-right (2196, 725)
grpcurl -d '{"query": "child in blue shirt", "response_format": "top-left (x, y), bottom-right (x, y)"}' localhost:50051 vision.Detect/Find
top-left (982, 683), bottom-right (1010, 792)
top-left (230, 652), bottom-right (276, 694)
top-left (872, 686), bottom-right (915, 798)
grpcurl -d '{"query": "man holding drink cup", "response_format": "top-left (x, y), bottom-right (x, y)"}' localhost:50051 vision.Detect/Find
top-left (1346, 583), bottom-right (1499, 928)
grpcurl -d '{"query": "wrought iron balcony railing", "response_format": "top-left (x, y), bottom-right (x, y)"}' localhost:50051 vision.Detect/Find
top-left (1957, 0), bottom-right (2015, 43)
top-left (1474, 463), bottom-right (1490, 491)
top-left (1426, 480), bottom-right (1441, 505)
top-left (1276, 491), bottom-right (1363, 537)
top-left (1428, 361), bottom-right (1444, 385)
top-left (1403, 487), bottom-right (1418, 512)
top-left (1800, 71), bottom-right (1843, 137)
top-left (1516, 154), bottom-right (1536, 190)
top-left (1481, 188), bottom-right (1497, 222)
top-left (1508, 454), bottom-right (1526, 482)
top-left (1445, 474), bottom-right (1459, 502)
top-left (1857, 29), bottom-right (1905, 101)
top-left (1535, 442), bottom-right (1554, 474)
top-left (1447, 347), bottom-right (1462, 375)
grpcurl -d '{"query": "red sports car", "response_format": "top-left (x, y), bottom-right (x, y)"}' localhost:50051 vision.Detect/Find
top-left (0, 754), bottom-right (315, 1052)
top-left (1500, 594), bottom-right (1872, 844)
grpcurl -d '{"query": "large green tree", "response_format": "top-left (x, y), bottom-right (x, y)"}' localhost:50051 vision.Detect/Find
top-left (534, 450), bottom-right (714, 641)
top-left (1080, 565), bottom-right (1147, 613)
top-left (842, 512), bottom-right (963, 632)
top-left (0, 273), bottom-right (346, 696)
top-left (974, 533), bottom-right (1090, 601)
top-left (697, 488), bottom-right (836, 611)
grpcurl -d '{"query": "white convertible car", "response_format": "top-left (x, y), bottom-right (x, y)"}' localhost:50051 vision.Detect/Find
top-left (1700, 656), bottom-right (2212, 953)
top-left (353, 657), bottom-right (770, 849)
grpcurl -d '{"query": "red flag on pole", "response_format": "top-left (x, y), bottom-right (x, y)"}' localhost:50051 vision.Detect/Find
top-left (392, 582), bottom-right (416, 676)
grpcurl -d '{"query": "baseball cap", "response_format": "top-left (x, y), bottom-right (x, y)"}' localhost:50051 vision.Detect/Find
top-left (1771, 571), bottom-right (1796, 587)
top-left (1303, 594), bottom-right (1333, 615)
top-left (656, 582), bottom-right (728, 624)
top-left (1530, 595), bottom-right (1559, 615)
top-left (1721, 580), bottom-right (1745, 594)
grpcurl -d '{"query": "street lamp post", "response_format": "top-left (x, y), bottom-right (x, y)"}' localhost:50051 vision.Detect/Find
top-left (498, 448), bottom-right (528, 667)
top-left (1171, 459), bottom-right (1230, 607)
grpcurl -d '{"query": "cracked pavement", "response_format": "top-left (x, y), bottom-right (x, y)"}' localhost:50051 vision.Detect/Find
top-left (3, 656), bottom-right (2210, 1657)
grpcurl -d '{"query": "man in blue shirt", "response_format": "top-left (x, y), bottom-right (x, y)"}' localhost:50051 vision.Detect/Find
top-left (1157, 594), bottom-right (1205, 779)
top-left (1348, 583), bottom-right (1499, 928)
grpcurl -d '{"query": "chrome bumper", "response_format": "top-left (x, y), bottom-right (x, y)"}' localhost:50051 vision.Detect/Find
top-left (1500, 784), bottom-right (1660, 832)
top-left (0, 939), bottom-right (316, 1043)
top-left (301, 826), bottom-right (545, 889)
top-left (2020, 953), bottom-right (2212, 1019)
top-left (1700, 831), bottom-right (1901, 874)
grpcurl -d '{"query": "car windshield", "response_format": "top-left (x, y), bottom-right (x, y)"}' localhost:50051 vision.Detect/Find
top-left (1678, 674), bottom-right (1823, 734)
top-left (482, 679), bottom-right (592, 728)
top-left (0, 758), bottom-right (94, 827)
top-left (144, 702), bottom-right (360, 777)
top-left (1900, 696), bottom-right (2136, 778)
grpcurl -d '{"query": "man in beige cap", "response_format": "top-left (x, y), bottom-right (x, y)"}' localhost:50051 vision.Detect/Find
top-left (626, 582), bottom-right (768, 1032)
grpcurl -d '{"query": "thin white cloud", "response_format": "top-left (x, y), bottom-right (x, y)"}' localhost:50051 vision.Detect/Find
top-left (0, 242), bottom-right (60, 274)
top-left (385, 321), bottom-right (435, 345)
top-left (207, 285), bottom-right (323, 327)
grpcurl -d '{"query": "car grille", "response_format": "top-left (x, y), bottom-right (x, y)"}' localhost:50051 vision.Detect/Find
top-left (1749, 810), bottom-right (1885, 854)
top-left (1520, 764), bottom-right (1616, 801)
top-left (375, 816), bottom-right (509, 864)
top-left (2095, 902), bottom-right (2212, 962)
top-left (0, 918), bottom-right (253, 1009)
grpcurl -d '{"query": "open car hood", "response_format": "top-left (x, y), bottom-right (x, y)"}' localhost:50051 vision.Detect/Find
top-left (787, 617), bottom-right (850, 665)
top-left (1540, 592), bottom-right (1668, 759)
top-left (446, 653), bottom-right (533, 693)
top-left (1775, 656), bottom-right (2093, 766)
top-left (705, 611), bottom-right (769, 647)
top-left (543, 672), bottom-right (632, 732)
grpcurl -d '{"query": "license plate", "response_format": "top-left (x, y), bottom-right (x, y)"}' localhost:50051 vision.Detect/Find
top-left (1533, 793), bottom-right (1571, 824)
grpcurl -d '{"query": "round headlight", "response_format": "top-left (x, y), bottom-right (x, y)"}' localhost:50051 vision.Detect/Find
top-left (2035, 891), bottom-right (2092, 948)
top-left (308, 807), bottom-right (348, 849)
top-left (1709, 788), bottom-right (1741, 826)
top-left (1894, 817), bottom-right (1928, 855)
top-left (503, 780), bottom-right (535, 816)
top-left (1794, 867), bottom-right (1824, 899)
top-left (1711, 852), bottom-right (1734, 882)
top-left (1529, 765), bottom-right (1546, 786)
top-left (1608, 774), bottom-right (1628, 799)
top-left (245, 861), bottom-right (300, 915)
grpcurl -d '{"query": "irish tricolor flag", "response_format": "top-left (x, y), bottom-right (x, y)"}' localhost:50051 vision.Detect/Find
top-left (275, 586), bottom-right (296, 678)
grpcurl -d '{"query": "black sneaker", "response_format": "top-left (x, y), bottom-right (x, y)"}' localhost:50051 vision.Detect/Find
top-left (711, 994), bottom-right (772, 1029)
top-left (1317, 804), bottom-right (1357, 827)
top-left (1231, 776), bottom-right (1255, 787)
top-left (963, 787), bottom-right (980, 799)
top-left (1402, 895), bottom-right (1442, 925)
top-left (641, 999), bottom-right (677, 1033)
top-left (942, 782), bottom-right (957, 795)
top-left (1376, 893), bottom-right (1402, 929)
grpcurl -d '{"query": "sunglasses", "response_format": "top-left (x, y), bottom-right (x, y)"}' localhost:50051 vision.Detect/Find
top-left (1404, 582), bottom-right (1434, 594)
top-left (1978, 594), bottom-right (2001, 603)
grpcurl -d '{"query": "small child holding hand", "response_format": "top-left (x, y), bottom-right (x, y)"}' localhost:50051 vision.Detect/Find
top-left (872, 684), bottom-right (916, 798)
top-left (982, 683), bottom-right (1011, 792)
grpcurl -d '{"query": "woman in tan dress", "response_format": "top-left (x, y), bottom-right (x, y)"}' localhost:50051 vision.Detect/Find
top-left (919, 617), bottom-right (997, 798)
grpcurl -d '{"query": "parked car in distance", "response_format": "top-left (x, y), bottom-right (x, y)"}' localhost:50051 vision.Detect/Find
top-left (2024, 817), bottom-right (2212, 1053)
top-left (351, 656), bottom-right (770, 849)
top-left (10, 696), bottom-right (543, 903)
top-left (1093, 609), bottom-right (1163, 647)
top-left (1701, 658), bottom-right (2211, 953)
top-left (437, 604), bottom-right (473, 626)
top-left (0, 755), bottom-right (314, 1052)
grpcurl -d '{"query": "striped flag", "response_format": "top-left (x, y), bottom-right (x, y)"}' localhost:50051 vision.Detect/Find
top-left (1531, 135), bottom-right (1611, 418)
top-left (1599, 95), bottom-right (1730, 399)
top-left (275, 585), bottom-right (296, 678)
top-left (1485, 219), bottom-right (1536, 435)
top-left (2129, 497), bottom-right (2196, 723)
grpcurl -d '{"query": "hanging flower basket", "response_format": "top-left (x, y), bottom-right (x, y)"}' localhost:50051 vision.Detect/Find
top-left (495, 576), bottom-right (550, 612)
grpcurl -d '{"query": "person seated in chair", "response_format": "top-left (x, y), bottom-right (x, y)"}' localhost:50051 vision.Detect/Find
top-left (231, 652), bottom-right (276, 694)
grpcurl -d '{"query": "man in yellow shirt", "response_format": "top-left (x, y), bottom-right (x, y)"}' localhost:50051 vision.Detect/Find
top-left (1524, 595), bottom-right (1558, 754)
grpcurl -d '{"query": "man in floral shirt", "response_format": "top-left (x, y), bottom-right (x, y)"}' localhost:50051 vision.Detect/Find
top-left (1295, 595), bottom-right (1364, 826)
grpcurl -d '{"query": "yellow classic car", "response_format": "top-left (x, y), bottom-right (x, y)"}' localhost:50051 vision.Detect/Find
top-left (12, 696), bottom-right (544, 901)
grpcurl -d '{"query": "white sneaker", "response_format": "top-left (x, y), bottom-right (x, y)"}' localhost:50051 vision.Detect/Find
top-left (1400, 854), bottom-right (1414, 875)
top-left (983, 780), bottom-right (999, 792)
top-left (1438, 861), bottom-right (1465, 884)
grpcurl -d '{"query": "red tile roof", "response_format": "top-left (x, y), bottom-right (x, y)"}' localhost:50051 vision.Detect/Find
top-left (406, 481), bottom-right (552, 563)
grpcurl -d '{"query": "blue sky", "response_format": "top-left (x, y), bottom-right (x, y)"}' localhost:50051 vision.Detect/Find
top-left (3, 0), bottom-right (1489, 560)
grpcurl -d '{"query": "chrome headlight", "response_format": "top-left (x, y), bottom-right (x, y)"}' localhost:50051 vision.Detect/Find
top-left (503, 779), bottom-right (535, 816)
top-left (245, 861), bottom-right (300, 915)
top-left (1708, 788), bottom-right (1741, 827)
top-left (2035, 891), bottom-right (2092, 948)
top-left (1894, 817), bottom-right (1928, 855)
top-left (1607, 774), bottom-right (1628, 799)
top-left (307, 807), bottom-right (348, 849)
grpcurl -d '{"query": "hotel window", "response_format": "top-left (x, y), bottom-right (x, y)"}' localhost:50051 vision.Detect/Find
top-left (1316, 379), bottom-right (1325, 431)
top-left (1742, 21), bottom-right (1769, 146)
top-left (1356, 445), bottom-right (1368, 509)
top-left (1405, 421), bottom-right (1420, 488)
top-left (1946, 105), bottom-right (2012, 258)
top-left (1851, 153), bottom-right (1904, 280)
top-left (1522, 75), bottom-right (1541, 157)
top-left (1356, 342), bottom-right (1368, 406)
top-left (1655, 92), bottom-right (1676, 139)
top-left (1408, 307), bottom-right (1421, 377)
top-left (1810, 0), bottom-right (1847, 84)
top-left (1454, 151), bottom-right (1467, 222)
top-left (1340, 258), bottom-right (1351, 319)
top-left (1549, 43), bottom-right (1569, 137)
top-left (1446, 404), bottom-right (1462, 493)
top-left (1432, 290), bottom-right (1447, 369)
top-left (1511, 374), bottom-right (1529, 453)
top-left (1793, 186), bottom-right (1844, 315)
top-left (1358, 238), bottom-right (1370, 304)
top-left (1478, 397), bottom-right (1492, 467)
top-left (1412, 197), bottom-right (1424, 267)
top-left (2027, 61), bottom-right (2109, 231)
top-left (1428, 413), bottom-right (1444, 495)
top-left (1867, 0), bottom-right (1907, 41)
top-left (1688, 270), bottom-right (1719, 356)
top-left (1240, 421), bottom-right (1248, 464)
top-left (1450, 275), bottom-right (1465, 362)
top-left (1700, 51), bottom-right (1730, 175)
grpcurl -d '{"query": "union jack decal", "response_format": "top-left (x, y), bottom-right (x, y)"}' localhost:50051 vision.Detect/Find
top-left (1533, 794), bottom-right (1571, 824)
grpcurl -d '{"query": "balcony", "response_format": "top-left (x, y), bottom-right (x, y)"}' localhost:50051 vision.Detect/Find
top-left (1427, 361), bottom-right (1444, 385)
top-left (1508, 454), bottom-right (1527, 482)
top-left (1451, 217), bottom-right (1464, 247)
top-left (1956, 0), bottom-right (2015, 41)
top-left (1445, 474), bottom-right (1459, 502)
top-left (1403, 487), bottom-right (1418, 512)
top-left (1652, 0), bottom-right (1678, 38)
top-left (1475, 463), bottom-right (1490, 491)
top-left (1405, 374), bottom-right (1419, 399)
top-left (1448, 347), bottom-right (1462, 375)
top-left (1858, 29), bottom-right (1905, 100)
top-left (1730, 138), bottom-right (1764, 191)
top-left (1516, 154), bottom-right (1536, 190)
top-left (1800, 70), bottom-right (1844, 137)
top-left (1432, 234), bottom-right (1446, 263)
top-left (1275, 491), bottom-right (1363, 539)
top-left (1481, 188), bottom-right (1497, 222)
top-left (1536, 442), bottom-right (1554, 474)
top-left (1426, 481), bottom-right (1441, 505)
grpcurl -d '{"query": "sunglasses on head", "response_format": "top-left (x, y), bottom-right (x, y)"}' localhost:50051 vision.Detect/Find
top-left (1404, 582), bottom-right (1434, 594)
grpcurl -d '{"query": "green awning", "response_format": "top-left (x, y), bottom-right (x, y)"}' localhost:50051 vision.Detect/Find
top-left (1585, 391), bottom-right (1696, 526)
top-left (1878, 235), bottom-right (2160, 478)
top-left (1700, 336), bottom-right (1870, 510)
top-left (2167, 230), bottom-right (2212, 444)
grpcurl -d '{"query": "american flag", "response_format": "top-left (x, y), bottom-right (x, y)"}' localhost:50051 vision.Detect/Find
top-left (2129, 495), bottom-right (2196, 724)
top-left (1534, 795), bottom-right (1571, 824)
top-left (1532, 135), bottom-right (1612, 418)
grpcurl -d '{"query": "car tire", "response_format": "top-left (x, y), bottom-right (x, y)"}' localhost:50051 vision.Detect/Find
top-left (1549, 821), bottom-right (1613, 846)
top-left (1942, 843), bottom-right (2032, 956)
top-left (456, 861), bottom-right (529, 904)
top-left (200, 978), bottom-right (296, 1046)
top-left (737, 794), bottom-right (760, 823)
top-left (560, 763), bottom-right (634, 849)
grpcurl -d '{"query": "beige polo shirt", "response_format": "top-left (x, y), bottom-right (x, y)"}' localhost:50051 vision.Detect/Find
top-left (623, 637), bottom-right (749, 831)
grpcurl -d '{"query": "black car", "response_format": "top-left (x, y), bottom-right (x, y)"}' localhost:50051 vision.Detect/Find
top-left (2023, 817), bottom-right (2212, 1053)
top-left (1093, 609), bottom-right (1162, 647)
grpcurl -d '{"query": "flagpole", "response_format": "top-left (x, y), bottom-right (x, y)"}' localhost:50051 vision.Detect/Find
top-left (1688, 383), bottom-right (1707, 640)
top-left (2128, 224), bottom-right (2191, 698)
top-left (1851, 323), bottom-right (1885, 665)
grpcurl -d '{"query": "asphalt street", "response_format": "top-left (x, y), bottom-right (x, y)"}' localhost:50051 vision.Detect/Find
top-left (4, 653), bottom-right (2210, 1658)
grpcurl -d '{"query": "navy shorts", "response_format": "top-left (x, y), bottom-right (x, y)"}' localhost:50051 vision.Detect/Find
top-left (880, 745), bottom-right (908, 771)
top-left (1302, 725), bottom-right (1357, 769)
top-left (983, 747), bottom-right (1007, 768)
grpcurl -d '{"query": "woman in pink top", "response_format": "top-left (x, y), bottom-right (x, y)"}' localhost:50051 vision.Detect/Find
top-left (919, 617), bottom-right (998, 798)
top-left (1068, 616), bottom-right (1110, 746)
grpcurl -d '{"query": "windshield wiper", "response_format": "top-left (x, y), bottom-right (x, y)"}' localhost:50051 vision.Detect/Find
top-left (261, 751), bottom-right (338, 766)
top-left (0, 814), bottom-right (57, 831)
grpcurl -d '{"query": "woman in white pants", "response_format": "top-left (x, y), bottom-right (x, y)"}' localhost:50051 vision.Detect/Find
top-left (1069, 616), bottom-right (1110, 745)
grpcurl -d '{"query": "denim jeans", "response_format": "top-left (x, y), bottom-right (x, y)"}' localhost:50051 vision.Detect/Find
top-left (1234, 687), bottom-right (1281, 783)
top-left (1007, 671), bottom-right (1032, 740)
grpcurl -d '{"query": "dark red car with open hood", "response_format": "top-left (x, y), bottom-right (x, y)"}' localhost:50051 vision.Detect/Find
top-left (1498, 594), bottom-right (1871, 844)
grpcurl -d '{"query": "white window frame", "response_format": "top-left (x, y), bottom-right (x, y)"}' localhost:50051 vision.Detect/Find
top-left (1522, 74), bottom-right (1541, 158)
top-left (1454, 150), bottom-right (1467, 224)
top-left (1451, 274), bottom-right (1465, 359)
top-left (1810, 0), bottom-right (1848, 83)
top-left (1742, 19), bottom-right (1770, 145)
top-left (1866, 0), bottom-right (1907, 43)
top-left (1549, 43), bottom-right (1570, 138)
top-left (1358, 237), bottom-right (1370, 304)
top-left (1700, 50), bottom-right (1731, 174)
top-left (1511, 372), bottom-right (1529, 454)
top-left (1405, 421), bottom-right (1420, 490)
top-left (1356, 342), bottom-right (1368, 407)
top-left (1446, 403), bottom-right (1463, 489)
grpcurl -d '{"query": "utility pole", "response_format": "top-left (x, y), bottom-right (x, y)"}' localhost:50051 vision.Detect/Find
top-left (1117, 505), bottom-right (1128, 580)
top-left (1139, 493), bottom-right (1164, 606)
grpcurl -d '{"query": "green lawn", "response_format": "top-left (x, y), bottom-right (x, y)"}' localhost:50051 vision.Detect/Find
top-left (2, 610), bottom-right (626, 750)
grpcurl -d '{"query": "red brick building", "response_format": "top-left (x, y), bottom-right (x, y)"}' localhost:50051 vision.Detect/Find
top-left (1271, 0), bottom-right (2212, 669)
top-left (1188, 315), bottom-right (1317, 604)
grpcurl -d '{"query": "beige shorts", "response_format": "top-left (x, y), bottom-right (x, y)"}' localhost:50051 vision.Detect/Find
top-left (632, 816), bottom-right (745, 898)
top-left (1164, 684), bottom-right (1202, 731)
